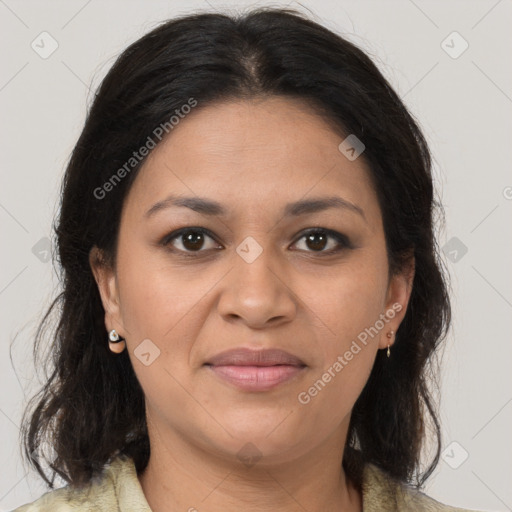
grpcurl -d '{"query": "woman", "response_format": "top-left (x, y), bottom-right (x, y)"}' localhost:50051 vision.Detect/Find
top-left (14, 7), bottom-right (478, 511)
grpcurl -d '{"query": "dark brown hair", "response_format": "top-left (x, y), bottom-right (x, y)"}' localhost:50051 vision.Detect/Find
top-left (19, 6), bottom-right (451, 493)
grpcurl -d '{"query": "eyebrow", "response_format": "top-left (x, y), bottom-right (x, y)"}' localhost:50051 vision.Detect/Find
top-left (145, 194), bottom-right (366, 222)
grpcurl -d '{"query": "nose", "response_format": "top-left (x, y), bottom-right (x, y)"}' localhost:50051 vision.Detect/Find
top-left (216, 237), bottom-right (297, 329)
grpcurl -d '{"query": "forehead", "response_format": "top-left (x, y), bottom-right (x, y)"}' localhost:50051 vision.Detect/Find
top-left (122, 97), bottom-right (381, 227)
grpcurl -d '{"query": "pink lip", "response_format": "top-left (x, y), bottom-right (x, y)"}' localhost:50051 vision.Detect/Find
top-left (205, 347), bottom-right (305, 367)
top-left (204, 347), bottom-right (306, 391)
top-left (207, 364), bottom-right (305, 391)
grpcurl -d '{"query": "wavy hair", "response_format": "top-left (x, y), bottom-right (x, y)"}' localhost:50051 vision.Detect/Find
top-left (19, 7), bottom-right (451, 492)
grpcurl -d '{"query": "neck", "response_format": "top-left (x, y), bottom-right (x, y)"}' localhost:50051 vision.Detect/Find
top-left (137, 422), bottom-right (362, 512)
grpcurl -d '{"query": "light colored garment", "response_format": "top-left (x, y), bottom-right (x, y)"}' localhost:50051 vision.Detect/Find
top-left (12, 454), bottom-right (478, 511)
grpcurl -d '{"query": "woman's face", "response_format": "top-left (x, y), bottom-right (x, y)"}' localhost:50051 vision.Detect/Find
top-left (92, 97), bottom-right (413, 466)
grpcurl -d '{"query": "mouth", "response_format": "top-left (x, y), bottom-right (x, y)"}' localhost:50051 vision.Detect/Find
top-left (204, 347), bottom-right (306, 392)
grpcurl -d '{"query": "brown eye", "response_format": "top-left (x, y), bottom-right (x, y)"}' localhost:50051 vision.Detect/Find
top-left (181, 230), bottom-right (206, 251)
top-left (162, 228), bottom-right (221, 253)
top-left (292, 229), bottom-right (351, 254)
top-left (305, 231), bottom-right (328, 251)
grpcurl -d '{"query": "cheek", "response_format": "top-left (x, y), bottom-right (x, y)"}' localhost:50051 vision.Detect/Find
top-left (307, 251), bottom-right (389, 340)
top-left (114, 237), bottom-right (178, 338)
top-left (115, 242), bottom-right (218, 345)
top-left (301, 250), bottom-right (388, 409)
top-left (293, 334), bottom-right (376, 448)
top-left (116, 266), bottom-right (169, 338)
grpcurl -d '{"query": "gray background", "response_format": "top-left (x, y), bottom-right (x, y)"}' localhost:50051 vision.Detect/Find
top-left (1, 1), bottom-right (511, 510)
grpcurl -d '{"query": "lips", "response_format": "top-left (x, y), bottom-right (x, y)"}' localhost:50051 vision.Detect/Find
top-left (204, 348), bottom-right (307, 391)
top-left (204, 348), bottom-right (306, 367)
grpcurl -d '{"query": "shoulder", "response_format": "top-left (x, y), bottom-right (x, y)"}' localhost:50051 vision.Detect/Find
top-left (11, 474), bottom-right (116, 512)
top-left (11, 455), bottom-right (151, 512)
top-left (361, 462), bottom-right (480, 512)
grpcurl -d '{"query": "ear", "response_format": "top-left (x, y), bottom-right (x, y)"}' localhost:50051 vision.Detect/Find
top-left (378, 250), bottom-right (415, 350)
top-left (89, 246), bottom-right (126, 338)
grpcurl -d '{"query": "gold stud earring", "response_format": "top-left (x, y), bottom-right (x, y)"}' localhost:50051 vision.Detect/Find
top-left (108, 329), bottom-right (126, 354)
top-left (386, 330), bottom-right (395, 358)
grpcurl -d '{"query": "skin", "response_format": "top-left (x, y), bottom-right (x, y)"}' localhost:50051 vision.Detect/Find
top-left (90, 96), bottom-right (414, 512)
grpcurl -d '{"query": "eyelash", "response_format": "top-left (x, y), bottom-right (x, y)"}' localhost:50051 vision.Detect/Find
top-left (160, 226), bottom-right (353, 257)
